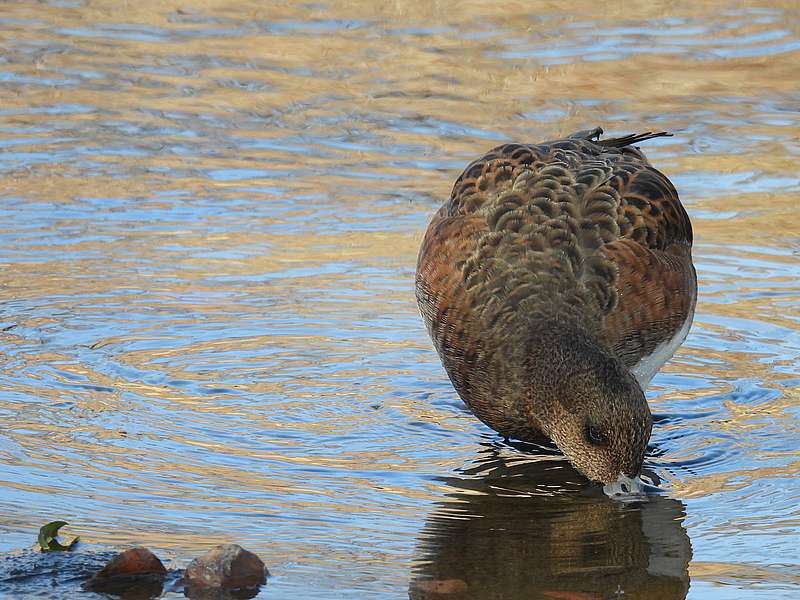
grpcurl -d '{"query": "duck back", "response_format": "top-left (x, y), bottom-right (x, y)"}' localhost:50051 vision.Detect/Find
top-left (416, 128), bottom-right (696, 407)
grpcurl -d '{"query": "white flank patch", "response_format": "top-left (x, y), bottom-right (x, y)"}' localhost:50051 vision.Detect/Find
top-left (631, 309), bottom-right (695, 390)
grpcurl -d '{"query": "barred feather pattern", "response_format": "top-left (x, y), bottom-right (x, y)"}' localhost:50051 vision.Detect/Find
top-left (416, 130), bottom-right (696, 424)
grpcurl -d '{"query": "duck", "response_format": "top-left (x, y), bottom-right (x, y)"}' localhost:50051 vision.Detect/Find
top-left (416, 127), bottom-right (696, 488)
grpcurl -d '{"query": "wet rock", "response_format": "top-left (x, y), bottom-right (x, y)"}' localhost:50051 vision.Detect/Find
top-left (84, 547), bottom-right (166, 598)
top-left (91, 547), bottom-right (167, 579)
top-left (410, 577), bottom-right (469, 597)
top-left (183, 544), bottom-right (267, 597)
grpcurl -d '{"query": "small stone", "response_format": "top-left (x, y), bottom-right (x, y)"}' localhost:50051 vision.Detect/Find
top-left (85, 547), bottom-right (166, 595)
top-left (412, 578), bottom-right (469, 595)
top-left (184, 544), bottom-right (267, 593)
top-left (92, 547), bottom-right (167, 579)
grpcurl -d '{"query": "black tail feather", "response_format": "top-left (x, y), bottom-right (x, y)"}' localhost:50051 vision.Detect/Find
top-left (597, 131), bottom-right (673, 148)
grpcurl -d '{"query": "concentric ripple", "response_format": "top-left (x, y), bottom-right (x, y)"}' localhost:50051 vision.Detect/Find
top-left (0, 1), bottom-right (799, 599)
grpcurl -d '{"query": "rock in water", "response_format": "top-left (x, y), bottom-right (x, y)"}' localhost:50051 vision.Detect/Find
top-left (91, 547), bottom-right (166, 578)
top-left (84, 547), bottom-right (166, 596)
top-left (184, 544), bottom-right (267, 594)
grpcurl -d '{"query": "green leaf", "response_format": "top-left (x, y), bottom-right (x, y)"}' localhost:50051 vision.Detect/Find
top-left (37, 521), bottom-right (80, 552)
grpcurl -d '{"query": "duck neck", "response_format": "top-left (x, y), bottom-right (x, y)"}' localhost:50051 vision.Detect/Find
top-left (464, 315), bottom-right (620, 441)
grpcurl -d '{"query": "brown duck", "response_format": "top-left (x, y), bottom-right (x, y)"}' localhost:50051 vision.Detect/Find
top-left (416, 127), bottom-right (696, 487)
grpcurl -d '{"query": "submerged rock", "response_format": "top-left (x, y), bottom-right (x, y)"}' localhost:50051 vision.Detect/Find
top-left (411, 577), bottom-right (469, 596)
top-left (0, 550), bottom-right (115, 598)
top-left (84, 547), bottom-right (166, 598)
top-left (183, 544), bottom-right (267, 597)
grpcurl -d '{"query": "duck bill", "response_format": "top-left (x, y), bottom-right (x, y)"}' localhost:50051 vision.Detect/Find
top-left (602, 474), bottom-right (647, 500)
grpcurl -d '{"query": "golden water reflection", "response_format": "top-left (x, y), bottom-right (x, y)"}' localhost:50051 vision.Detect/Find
top-left (0, 0), bottom-right (798, 598)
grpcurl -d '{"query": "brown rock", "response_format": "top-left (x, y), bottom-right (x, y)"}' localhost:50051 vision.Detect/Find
top-left (411, 578), bottom-right (469, 595)
top-left (85, 547), bottom-right (166, 597)
top-left (184, 544), bottom-right (267, 592)
top-left (92, 547), bottom-right (167, 579)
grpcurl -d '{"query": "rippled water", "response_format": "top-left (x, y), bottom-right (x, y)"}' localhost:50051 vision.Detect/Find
top-left (1, 1), bottom-right (799, 598)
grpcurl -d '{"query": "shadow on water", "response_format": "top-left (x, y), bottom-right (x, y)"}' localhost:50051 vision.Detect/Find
top-left (0, 550), bottom-right (175, 600)
top-left (410, 453), bottom-right (691, 600)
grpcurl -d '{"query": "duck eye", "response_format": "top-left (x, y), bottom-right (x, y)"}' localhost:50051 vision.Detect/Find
top-left (586, 425), bottom-right (608, 446)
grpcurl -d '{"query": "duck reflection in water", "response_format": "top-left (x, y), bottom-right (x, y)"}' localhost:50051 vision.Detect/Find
top-left (410, 446), bottom-right (691, 600)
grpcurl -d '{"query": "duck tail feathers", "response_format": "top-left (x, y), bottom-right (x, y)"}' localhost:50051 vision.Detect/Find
top-left (597, 131), bottom-right (673, 148)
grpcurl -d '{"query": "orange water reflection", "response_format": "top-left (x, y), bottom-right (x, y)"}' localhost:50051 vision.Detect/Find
top-left (0, 1), bottom-right (798, 598)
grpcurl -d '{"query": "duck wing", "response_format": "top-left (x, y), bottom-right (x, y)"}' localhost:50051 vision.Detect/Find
top-left (592, 152), bottom-right (696, 386)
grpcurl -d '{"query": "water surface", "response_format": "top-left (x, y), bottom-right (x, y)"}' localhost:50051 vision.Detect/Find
top-left (0, 1), bottom-right (799, 598)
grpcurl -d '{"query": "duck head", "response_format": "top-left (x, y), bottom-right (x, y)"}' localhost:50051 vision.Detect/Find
top-left (520, 321), bottom-right (653, 486)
